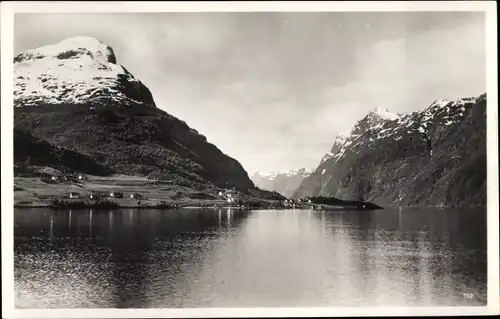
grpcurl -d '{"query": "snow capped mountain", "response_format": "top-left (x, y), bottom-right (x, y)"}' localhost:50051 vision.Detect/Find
top-left (253, 168), bottom-right (314, 180)
top-left (331, 132), bottom-right (350, 153)
top-left (14, 36), bottom-right (155, 108)
top-left (322, 95), bottom-right (485, 166)
top-left (295, 93), bottom-right (486, 208)
top-left (251, 168), bottom-right (314, 198)
top-left (255, 171), bottom-right (280, 179)
top-left (14, 37), bottom-right (259, 192)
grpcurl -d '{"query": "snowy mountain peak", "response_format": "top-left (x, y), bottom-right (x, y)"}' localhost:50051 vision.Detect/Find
top-left (350, 106), bottom-right (400, 136)
top-left (335, 132), bottom-right (349, 143)
top-left (14, 36), bottom-right (155, 108)
top-left (427, 95), bottom-right (484, 111)
top-left (315, 93), bottom-right (486, 170)
top-left (253, 168), bottom-right (314, 180)
top-left (293, 167), bottom-right (314, 175)
top-left (254, 171), bottom-right (279, 179)
top-left (371, 107), bottom-right (400, 121)
top-left (329, 132), bottom-right (350, 154)
top-left (375, 106), bottom-right (389, 113)
top-left (429, 99), bottom-right (450, 108)
top-left (14, 36), bottom-right (117, 64)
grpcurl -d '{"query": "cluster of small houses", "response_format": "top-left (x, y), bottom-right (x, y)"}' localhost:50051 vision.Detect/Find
top-left (66, 185), bottom-right (310, 206)
top-left (67, 191), bottom-right (144, 200)
top-left (217, 188), bottom-right (239, 204)
top-left (67, 189), bottom-right (239, 202)
top-left (54, 174), bottom-right (268, 206)
top-left (47, 173), bottom-right (144, 200)
top-left (50, 173), bottom-right (88, 182)
top-left (282, 198), bottom-right (312, 208)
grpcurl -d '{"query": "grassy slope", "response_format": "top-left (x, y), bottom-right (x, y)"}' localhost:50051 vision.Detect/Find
top-left (14, 174), bottom-right (282, 208)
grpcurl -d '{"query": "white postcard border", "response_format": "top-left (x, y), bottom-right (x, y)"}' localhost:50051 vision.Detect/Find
top-left (2, 1), bottom-right (498, 318)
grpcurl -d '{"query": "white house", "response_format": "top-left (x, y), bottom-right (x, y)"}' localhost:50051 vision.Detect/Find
top-left (110, 192), bottom-right (124, 198)
top-left (69, 192), bottom-right (80, 199)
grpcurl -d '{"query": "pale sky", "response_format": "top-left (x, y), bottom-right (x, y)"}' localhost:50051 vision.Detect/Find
top-left (14, 12), bottom-right (486, 174)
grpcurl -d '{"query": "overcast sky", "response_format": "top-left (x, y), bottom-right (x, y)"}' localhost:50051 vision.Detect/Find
top-left (14, 12), bottom-right (486, 174)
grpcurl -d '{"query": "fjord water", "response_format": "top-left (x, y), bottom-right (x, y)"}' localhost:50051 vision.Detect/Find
top-left (14, 208), bottom-right (486, 308)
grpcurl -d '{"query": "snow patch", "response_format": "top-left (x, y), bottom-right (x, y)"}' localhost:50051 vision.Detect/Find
top-left (430, 99), bottom-right (450, 108)
top-left (15, 36), bottom-right (116, 64)
top-left (255, 168), bottom-right (315, 180)
top-left (373, 107), bottom-right (400, 120)
top-left (14, 36), bottom-right (154, 108)
top-left (257, 171), bottom-right (279, 179)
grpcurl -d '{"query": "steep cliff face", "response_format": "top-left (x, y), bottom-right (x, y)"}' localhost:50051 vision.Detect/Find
top-left (14, 37), bottom-right (255, 191)
top-left (294, 94), bottom-right (486, 208)
top-left (251, 168), bottom-right (313, 198)
top-left (317, 133), bottom-right (350, 166)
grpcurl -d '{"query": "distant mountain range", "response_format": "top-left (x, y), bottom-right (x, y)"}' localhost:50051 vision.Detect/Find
top-left (13, 36), bottom-right (267, 194)
top-left (251, 168), bottom-right (314, 198)
top-left (295, 94), bottom-right (486, 207)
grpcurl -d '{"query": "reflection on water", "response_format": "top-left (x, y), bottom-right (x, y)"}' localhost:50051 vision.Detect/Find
top-left (14, 207), bottom-right (486, 308)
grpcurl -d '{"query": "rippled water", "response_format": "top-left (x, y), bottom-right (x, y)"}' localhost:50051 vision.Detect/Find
top-left (14, 207), bottom-right (487, 308)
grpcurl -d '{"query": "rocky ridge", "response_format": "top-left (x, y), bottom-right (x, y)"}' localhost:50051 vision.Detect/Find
top-left (294, 94), bottom-right (486, 207)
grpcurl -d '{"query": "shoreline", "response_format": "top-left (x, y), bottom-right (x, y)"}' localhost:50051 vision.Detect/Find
top-left (13, 199), bottom-right (382, 211)
top-left (13, 202), bottom-right (277, 210)
top-left (13, 175), bottom-right (382, 211)
top-left (13, 204), bottom-right (483, 210)
top-left (15, 176), bottom-right (482, 211)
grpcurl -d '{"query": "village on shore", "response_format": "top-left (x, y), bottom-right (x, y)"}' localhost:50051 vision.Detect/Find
top-left (14, 170), bottom-right (380, 211)
top-left (14, 171), bottom-right (280, 210)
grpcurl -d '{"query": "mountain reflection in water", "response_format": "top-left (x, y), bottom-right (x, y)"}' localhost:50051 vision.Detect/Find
top-left (14, 207), bottom-right (486, 308)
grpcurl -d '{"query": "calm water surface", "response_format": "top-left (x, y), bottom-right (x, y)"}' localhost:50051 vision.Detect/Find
top-left (14, 208), bottom-right (487, 308)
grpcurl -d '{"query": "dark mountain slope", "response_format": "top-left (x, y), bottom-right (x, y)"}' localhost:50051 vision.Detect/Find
top-left (14, 103), bottom-right (254, 190)
top-left (14, 129), bottom-right (111, 176)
